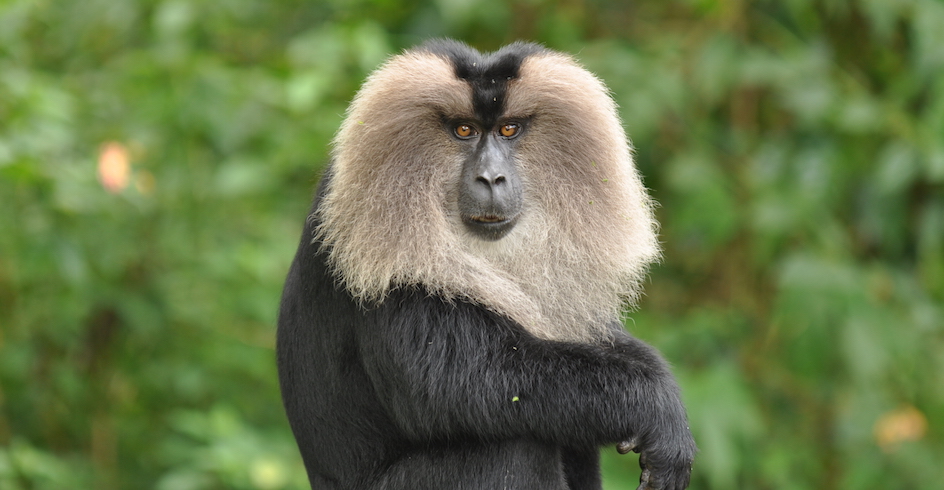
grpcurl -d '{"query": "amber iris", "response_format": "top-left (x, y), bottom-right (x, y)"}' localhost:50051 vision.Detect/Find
top-left (455, 124), bottom-right (475, 138)
top-left (499, 123), bottom-right (519, 138)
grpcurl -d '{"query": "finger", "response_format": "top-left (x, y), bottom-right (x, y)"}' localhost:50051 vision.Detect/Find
top-left (617, 438), bottom-right (639, 454)
top-left (636, 468), bottom-right (652, 490)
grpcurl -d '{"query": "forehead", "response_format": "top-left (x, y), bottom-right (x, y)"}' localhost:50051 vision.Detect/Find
top-left (418, 41), bottom-right (547, 125)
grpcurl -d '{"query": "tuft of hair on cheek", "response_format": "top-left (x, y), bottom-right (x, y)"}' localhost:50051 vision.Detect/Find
top-left (316, 52), bottom-right (473, 301)
top-left (478, 53), bottom-right (662, 340)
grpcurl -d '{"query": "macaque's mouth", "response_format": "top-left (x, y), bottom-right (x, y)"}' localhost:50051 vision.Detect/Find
top-left (468, 214), bottom-right (507, 223)
top-left (461, 212), bottom-right (520, 241)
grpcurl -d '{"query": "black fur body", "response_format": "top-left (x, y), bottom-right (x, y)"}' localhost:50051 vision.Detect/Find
top-left (277, 40), bottom-right (695, 490)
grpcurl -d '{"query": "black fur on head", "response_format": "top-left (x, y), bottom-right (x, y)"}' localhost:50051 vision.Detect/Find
top-left (419, 39), bottom-right (548, 126)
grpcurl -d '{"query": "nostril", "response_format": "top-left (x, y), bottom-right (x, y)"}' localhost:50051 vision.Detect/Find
top-left (476, 174), bottom-right (506, 186)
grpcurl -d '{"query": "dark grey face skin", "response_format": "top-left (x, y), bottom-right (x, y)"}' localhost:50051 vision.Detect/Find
top-left (452, 120), bottom-right (526, 240)
top-left (421, 40), bottom-right (546, 241)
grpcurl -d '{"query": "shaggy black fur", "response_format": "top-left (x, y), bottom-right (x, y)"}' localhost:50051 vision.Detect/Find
top-left (277, 176), bottom-right (696, 489)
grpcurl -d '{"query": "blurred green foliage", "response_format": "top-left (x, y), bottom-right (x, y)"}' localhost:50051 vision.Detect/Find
top-left (1, 0), bottom-right (942, 488)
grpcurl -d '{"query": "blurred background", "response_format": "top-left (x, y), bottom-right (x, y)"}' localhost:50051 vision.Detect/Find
top-left (1, 0), bottom-right (942, 488)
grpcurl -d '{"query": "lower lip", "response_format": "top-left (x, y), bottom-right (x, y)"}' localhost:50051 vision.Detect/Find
top-left (471, 216), bottom-right (505, 223)
top-left (462, 214), bottom-right (519, 240)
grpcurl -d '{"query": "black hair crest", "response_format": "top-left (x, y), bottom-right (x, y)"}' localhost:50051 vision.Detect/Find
top-left (419, 39), bottom-right (547, 126)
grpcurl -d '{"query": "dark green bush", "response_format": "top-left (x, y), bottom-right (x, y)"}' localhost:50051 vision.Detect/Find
top-left (2, 1), bottom-right (941, 488)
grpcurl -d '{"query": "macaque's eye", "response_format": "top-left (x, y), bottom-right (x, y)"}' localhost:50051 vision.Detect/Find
top-left (499, 123), bottom-right (520, 138)
top-left (454, 124), bottom-right (477, 139)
